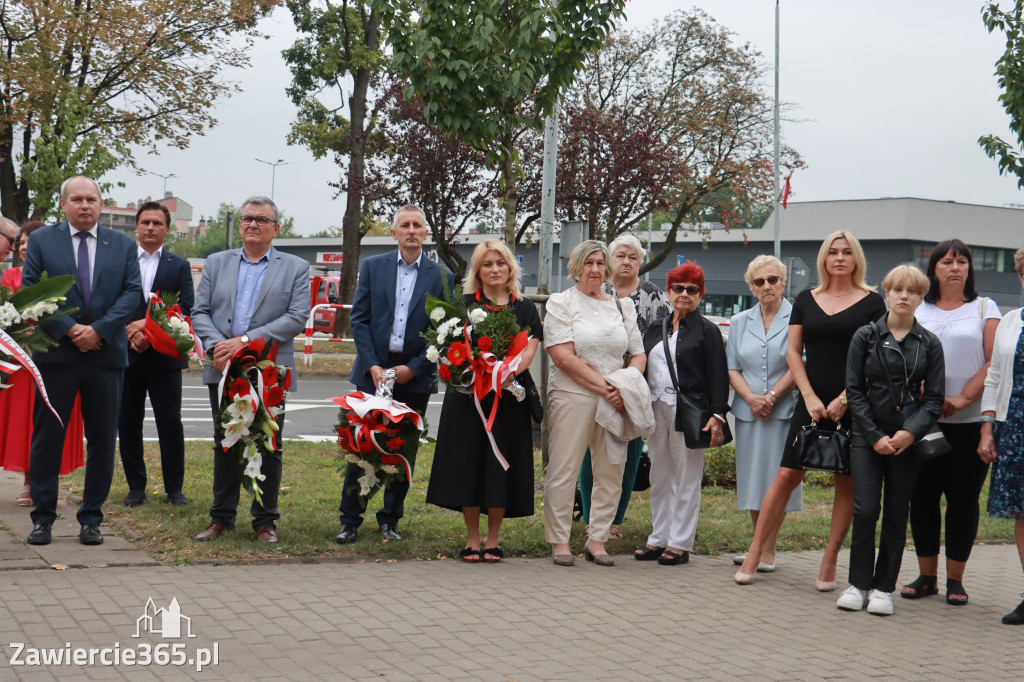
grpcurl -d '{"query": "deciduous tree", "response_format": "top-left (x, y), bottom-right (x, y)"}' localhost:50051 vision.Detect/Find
top-left (520, 9), bottom-right (802, 270)
top-left (372, 77), bottom-right (497, 280)
top-left (0, 0), bottom-right (277, 223)
top-left (980, 1), bottom-right (1024, 186)
top-left (284, 0), bottom-right (391, 335)
top-left (387, 0), bottom-right (626, 245)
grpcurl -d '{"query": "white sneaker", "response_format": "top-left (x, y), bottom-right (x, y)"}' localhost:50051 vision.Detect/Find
top-left (867, 589), bottom-right (894, 615)
top-left (837, 585), bottom-right (867, 611)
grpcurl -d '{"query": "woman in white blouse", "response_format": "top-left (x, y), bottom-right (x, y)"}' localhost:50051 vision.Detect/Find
top-left (544, 240), bottom-right (646, 567)
top-left (902, 240), bottom-right (1001, 606)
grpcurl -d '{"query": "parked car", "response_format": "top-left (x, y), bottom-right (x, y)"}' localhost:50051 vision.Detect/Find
top-left (705, 315), bottom-right (730, 347)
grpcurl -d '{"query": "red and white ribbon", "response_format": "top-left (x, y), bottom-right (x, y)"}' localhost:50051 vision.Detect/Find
top-left (0, 328), bottom-right (62, 425)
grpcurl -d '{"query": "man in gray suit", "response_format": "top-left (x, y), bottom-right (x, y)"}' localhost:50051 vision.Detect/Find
top-left (189, 195), bottom-right (309, 544)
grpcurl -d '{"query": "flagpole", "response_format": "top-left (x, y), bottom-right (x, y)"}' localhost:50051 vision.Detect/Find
top-left (773, 0), bottom-right (781, 259)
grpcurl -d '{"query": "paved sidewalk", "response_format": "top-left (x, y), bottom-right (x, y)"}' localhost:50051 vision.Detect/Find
top-left (0, 471), bottom-right (1020, 680)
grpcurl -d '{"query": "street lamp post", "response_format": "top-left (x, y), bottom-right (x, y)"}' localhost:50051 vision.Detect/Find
top-left (255, 158), bottom-right (291, 202)
top-left (147, 171), bottom-right (177, 197)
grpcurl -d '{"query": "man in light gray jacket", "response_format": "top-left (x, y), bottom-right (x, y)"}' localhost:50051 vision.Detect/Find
top-left (189, 195), bottom-right (309, 544)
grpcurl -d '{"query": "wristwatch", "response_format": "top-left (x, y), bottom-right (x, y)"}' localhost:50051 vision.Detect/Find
top-left (240, 334), bottom-right (251, 345)
top-left (839, 395), bottom-right (848, 405)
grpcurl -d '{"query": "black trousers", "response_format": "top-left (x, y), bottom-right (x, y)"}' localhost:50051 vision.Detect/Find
top-left (118, 364), bottom-right (185, 495)
top-left (207, 384), bottom-right (284, 530)
top-left (849, 444), bottom-right (921, 592)
top-left (338, 386), bottom-right (429, 529)
top-left (30, 362), bottom-right (123, 527)
top-left (909, 421), bottom-right (990, 562)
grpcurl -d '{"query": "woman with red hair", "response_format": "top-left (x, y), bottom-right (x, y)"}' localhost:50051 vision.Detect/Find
top-left (634, 262), bottom-right (729, 566)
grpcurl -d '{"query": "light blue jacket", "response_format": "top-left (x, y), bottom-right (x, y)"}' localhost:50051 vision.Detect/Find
top-left (726, 298), bottom-right (795, 422)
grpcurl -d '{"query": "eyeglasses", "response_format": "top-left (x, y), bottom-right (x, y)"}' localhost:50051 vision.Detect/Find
top-left (239, 216), bottom-right (275, 227)
top-left (0, 232), bottom-right (14, 249)
top-left (751, 275), bottom-right (781, 287)
top-left (670, 284), bottom-right (701, 296)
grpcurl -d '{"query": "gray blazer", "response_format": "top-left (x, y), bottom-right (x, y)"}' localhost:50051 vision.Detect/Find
top-left (191, 246), bottom-right (310, 386)
top-left (726, 298), bottom-right (795, 422)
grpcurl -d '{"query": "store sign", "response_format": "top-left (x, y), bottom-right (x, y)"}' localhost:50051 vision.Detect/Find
top-left (317, 252), bottom-right (344, 265)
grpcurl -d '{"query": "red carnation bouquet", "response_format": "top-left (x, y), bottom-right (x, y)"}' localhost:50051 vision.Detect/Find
top-left (331, 369), bottom-right (423, 497)
top-left (143, 291), bottom-right (204, 361)
top-left (215, 339), bottom-right (290, 504)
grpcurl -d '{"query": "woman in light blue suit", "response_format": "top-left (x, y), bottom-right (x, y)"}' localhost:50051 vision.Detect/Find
top-left (727, 255), bottom-right (800, 570)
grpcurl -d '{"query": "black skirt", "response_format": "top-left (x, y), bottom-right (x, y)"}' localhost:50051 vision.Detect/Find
top-left (426, 378), bottom-right (536, 518)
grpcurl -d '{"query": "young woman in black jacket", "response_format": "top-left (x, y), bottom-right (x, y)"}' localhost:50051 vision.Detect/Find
top-left (839, 264), bottom-right (945, 616)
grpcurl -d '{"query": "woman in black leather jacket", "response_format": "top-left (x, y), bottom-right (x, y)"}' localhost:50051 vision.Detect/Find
top-left (839, 264), bottom-right (945, 616)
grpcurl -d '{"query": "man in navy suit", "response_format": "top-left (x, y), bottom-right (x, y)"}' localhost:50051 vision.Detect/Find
top-left (22, 176), bottom-right (142, 546)
top-left (336, 204), bottom-right (447, 544)
top-left (118, 202), bottom-right (195, 507)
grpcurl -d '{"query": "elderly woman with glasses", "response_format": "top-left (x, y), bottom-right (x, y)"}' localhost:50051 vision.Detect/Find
top-left (727, 255), bottom-right (800, 572)
top-left (578, 234), bottom-right (670, 539)
top-left (634, 262), bottom-right (729, 566)
top-left (544, 240), bottom-right (647, 567)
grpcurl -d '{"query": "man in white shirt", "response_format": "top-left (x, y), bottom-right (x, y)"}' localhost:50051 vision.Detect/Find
top-left (118, 202), bottom-right (195, 507)
top-left (336, 204), bottom-right (449, 543)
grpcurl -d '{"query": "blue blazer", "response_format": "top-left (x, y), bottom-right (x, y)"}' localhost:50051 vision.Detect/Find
top-left (349, 250), bottom-right (450, 395)
top-left (128, 249), bottom-right (195, 371)
top-left (22, 221), bottom-right (142, 368)
top-left (726, 298), bottom-right (795, 422)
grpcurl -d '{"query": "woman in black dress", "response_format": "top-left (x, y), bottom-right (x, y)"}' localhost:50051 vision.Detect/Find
top-left (736, 231), bottom-right (886, 588)
top-left (426, 240), bottom-right (542, 563)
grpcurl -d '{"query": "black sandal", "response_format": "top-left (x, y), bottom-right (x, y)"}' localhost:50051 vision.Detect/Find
top-left (946, 578), bottom-right (969, 606)
top-left (634, 546), bottom-right (665, 561)
top-left (657, 549), bottom-right (689, 566)
top-left (483, 547), bottom-right (503, 563)
top-left (900, 575), bottom-right (939, 599)
top-left (460, 547), bottom-right (482, 563)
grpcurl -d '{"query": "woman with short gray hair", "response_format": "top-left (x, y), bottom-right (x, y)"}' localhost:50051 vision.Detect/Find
top-left (728, 255), bottom-right (799, 571)
top-left (544, 240), bottom-right (647, 566)
top-left (578, 233), bottom-right (670, 539)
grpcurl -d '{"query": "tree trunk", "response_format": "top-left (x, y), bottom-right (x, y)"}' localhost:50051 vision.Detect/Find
top-left (501, 132), bottom-right (518, 246)
top-left (331, 8), bottom-right (379, 339)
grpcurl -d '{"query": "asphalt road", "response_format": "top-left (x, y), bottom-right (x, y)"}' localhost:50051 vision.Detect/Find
top-left (143, 374), bottom-right (444, 442)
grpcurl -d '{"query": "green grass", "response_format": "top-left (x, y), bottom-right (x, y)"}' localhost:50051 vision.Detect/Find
top-left (186, 338), bottom-right (354, 377)
top-left (62, 441), bottom-right (1017, 564)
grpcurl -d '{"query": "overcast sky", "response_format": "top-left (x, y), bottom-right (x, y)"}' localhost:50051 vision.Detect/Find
top-left (106, 1), bottom-right (1023, 236)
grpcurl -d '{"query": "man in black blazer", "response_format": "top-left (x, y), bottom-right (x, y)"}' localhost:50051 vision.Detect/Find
top-left (118, 202), bottom-right (195, 507)
top-left (336, 204), bottom-right (447, 544)
top-left (22, 176), bottom-right (142, 546)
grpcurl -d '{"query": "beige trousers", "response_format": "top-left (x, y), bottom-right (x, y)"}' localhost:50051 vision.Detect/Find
top-left (544, 390), bottom-right (627, 544)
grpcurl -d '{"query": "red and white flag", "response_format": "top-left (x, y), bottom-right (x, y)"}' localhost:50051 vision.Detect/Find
top-left (782, 174), bottom-right (793, 209)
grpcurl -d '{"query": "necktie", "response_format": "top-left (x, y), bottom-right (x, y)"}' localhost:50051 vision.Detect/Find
top-left (76, 231), bottom-right (91, 316)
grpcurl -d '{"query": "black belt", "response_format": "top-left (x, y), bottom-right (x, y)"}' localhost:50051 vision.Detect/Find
top-left (387, 351), bottom-right (403, 365)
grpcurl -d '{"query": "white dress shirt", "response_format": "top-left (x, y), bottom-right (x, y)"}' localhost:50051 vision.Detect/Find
top-left (389, 251), bottom-right (422, 353)
top-left (137, 245), bottom-right (163, 303)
